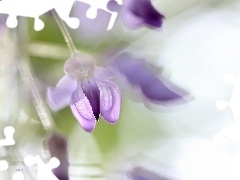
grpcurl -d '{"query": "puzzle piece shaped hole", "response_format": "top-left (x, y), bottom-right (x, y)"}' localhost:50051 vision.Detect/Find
top-left (0, 126), bottom-right (15, 146)
top-left (24, 155), bottom-right (60, 180)
top-left (0, 160), bottom-right (8, 171)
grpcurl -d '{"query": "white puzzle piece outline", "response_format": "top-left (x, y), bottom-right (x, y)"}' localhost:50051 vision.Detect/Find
top-left (0, 126), bottom-right (15, 147)
top-left (0, 159), bottom-right (8, 171)
top-left (24, 155), bottom-right (60, 180)
top-left (76, 0), bottom-right (122, 30)
top-left (12, 172), bottom-right (24, 180)
top-left (0, 0), bottom-right (79, 31)
top-left (214, 71), bottom-right (240, 144)
top-left (213, 70), bottom-right (240, 179)
top-left (216, 72), bottom-right (240, 121)
top-left (0, 126), bottom-right (24, 179)
top-left (0, 0), bottom-right (122, 31)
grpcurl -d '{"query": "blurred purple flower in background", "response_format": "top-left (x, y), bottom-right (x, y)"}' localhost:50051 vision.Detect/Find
top-left (0, 14), bottom-right (7, 35)
top-left (110, 52), bottom-right (188, 105)
top-left (46, 132), bottom-right (69, 180)
top-left (70, 0), bottom-right (164, 45)
top-left (47, 54), bottom-right (121, 132)
top-left (107, 0), bottom-right (165, 29)
top-left (127, 167), bottom-right (172, 180)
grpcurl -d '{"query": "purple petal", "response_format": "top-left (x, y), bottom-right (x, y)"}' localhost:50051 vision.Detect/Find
top-left (94, 66), bottom-right (117, 81)
top-left (112, 53), bottom-right (187, 103)
top-left (70, 86), bottom-right (96, 132)
top-left (141, 74), bottom-right (183, 102)
top-left (81, 80), bottom-right (100, 120)
top-left (112, 53), bottom-right (141, 85)
top-left (123, 0), bottom-right (164, 28)
top-left (46, 132), bottom-right (69, 180)
top-left (123, 9), bottom-right (144, 28)
top-left (47, 75), bottom-right (77, 111)
top-left (128, 167), bottom-right (168, 180)
top-left (98, 81), bottom-right (121, 124)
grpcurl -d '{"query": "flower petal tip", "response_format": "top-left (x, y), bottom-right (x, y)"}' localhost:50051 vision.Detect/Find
top-left (104, 116), bottom-right (119, 124)
top-left (123, 0), bottom-right (165, 29)
top-left (70, 87), bottom-right (97, 133)
top-left (46, 87), bottom-right (61, 111)
top-left (98, 81), bottom-right (121, 124)
top-left (82, 122), bottom-right (96, 133)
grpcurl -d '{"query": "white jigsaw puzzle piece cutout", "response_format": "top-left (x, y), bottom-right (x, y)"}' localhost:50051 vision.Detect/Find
top-left (0, 0), bottom-right (122, 31)
top-left (213, 69), bottom-right (240, 179)
top-left (0, 158), bottom-right (25, 180)
top-left (214, 70), bottom-right (240, 144)
top-left (216, 71), bottom-right (240, 121)
top-left (0, 126), bottom-right (15, 146)
top-left (0, 0), bottom-right (80, 31)
top-left (13, 172), bottom-right (25, 180)
top-left (0, 126), bottom-right (20, 179)
top-left (0, 159), bottom-right (8, 170)
top-left (76, 0), bottom-right (122, 30)
top-left (24, 155), bottom-right (60, 180)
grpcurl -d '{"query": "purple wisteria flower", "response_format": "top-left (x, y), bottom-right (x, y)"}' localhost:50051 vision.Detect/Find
top-left (127, 167), bottom-right (172, 180)
top-left (108, 0), bottom-right (165, 29)
top-left (47, 54), bottom-right (121, 132)
top-left (110, 52), bottom-right (188, 104)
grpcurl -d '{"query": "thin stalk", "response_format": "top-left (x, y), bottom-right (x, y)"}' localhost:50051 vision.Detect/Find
top-left (18, 52), bottom-right (56, 134)
top-left (16, 19), bottom-right (56, 133)
top-left (51, 9), bottom-right (78, 56)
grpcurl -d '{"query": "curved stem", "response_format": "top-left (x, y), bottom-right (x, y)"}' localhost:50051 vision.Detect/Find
top-left (51, 9), bottom-right (78, 56)
top-left (16, 18), bottom-right (56, 133)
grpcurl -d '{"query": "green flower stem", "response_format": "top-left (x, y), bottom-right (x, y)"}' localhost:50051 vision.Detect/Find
top-left (51, 9), bottom-right (78, 56)
top-left (16, 19), bottom-right (56, 133)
